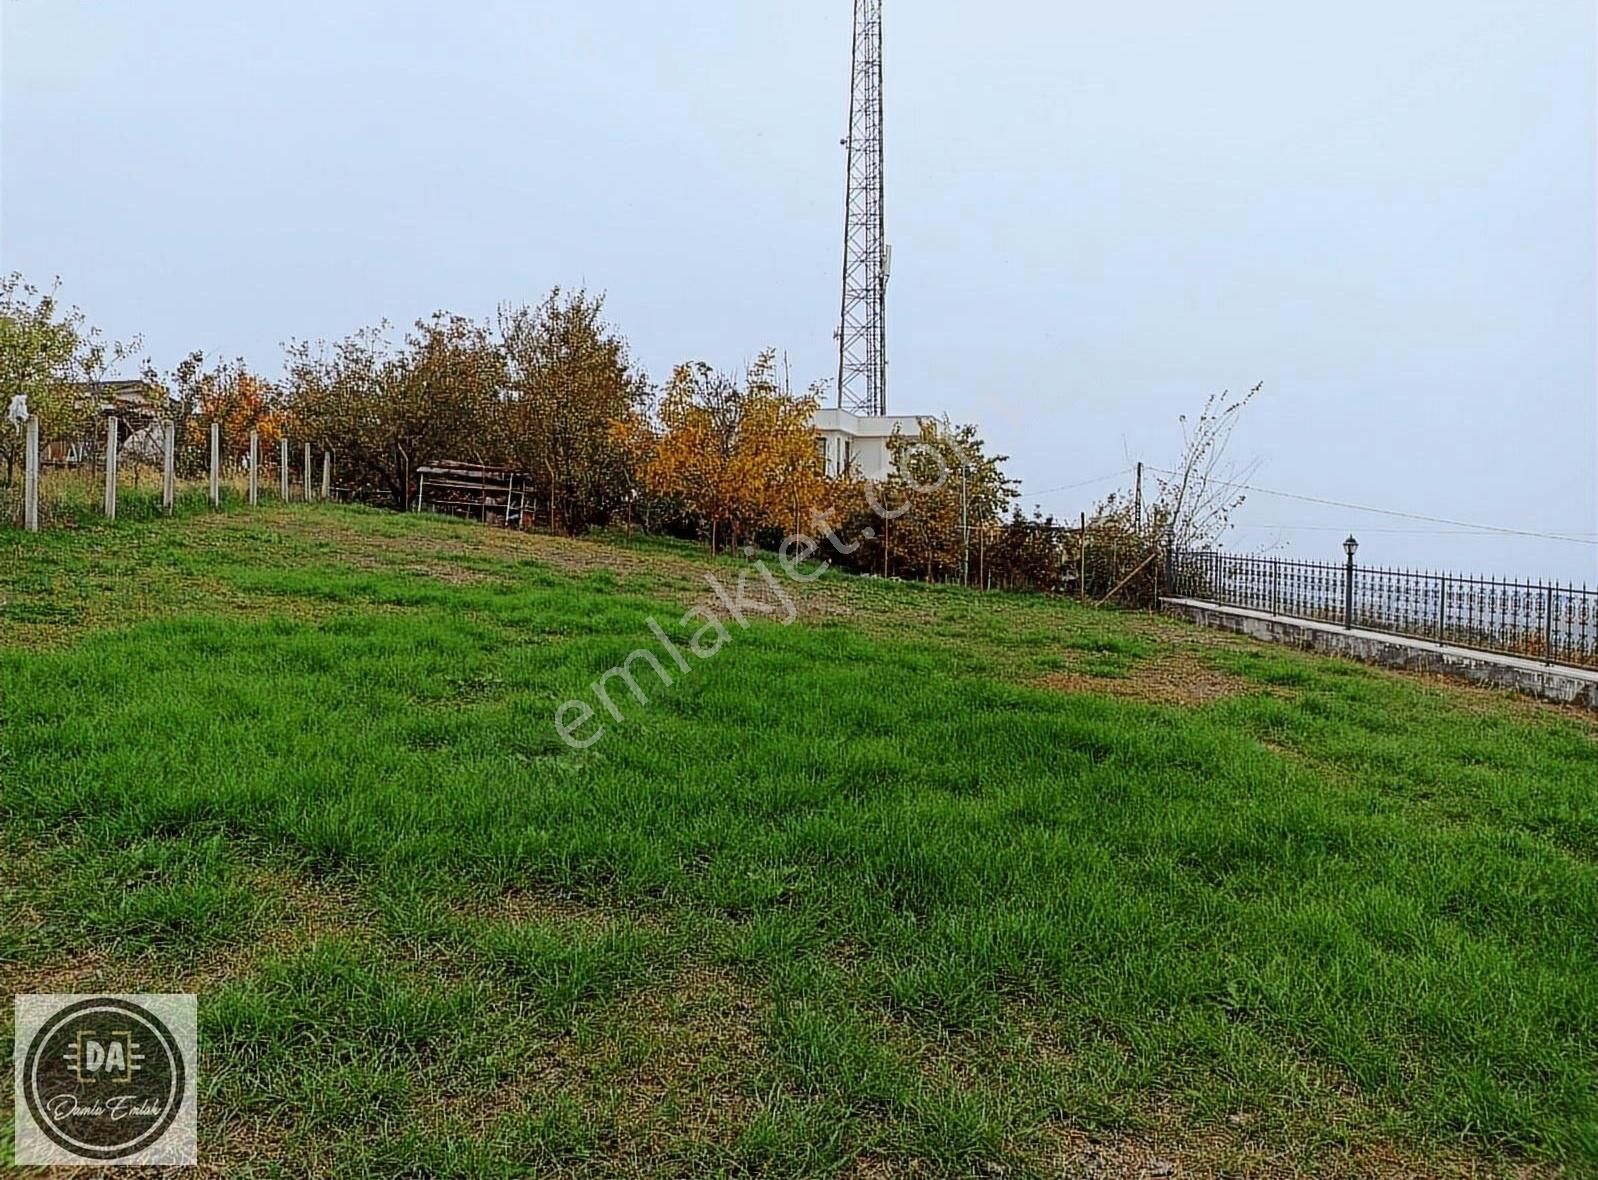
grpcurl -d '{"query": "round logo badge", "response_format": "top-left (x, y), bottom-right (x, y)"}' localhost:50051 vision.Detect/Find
top-left (22, 997), bottom-right (187, 1161)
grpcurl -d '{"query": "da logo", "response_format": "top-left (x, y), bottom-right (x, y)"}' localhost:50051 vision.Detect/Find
top-left (14, 994), bottom-right (197, 1166)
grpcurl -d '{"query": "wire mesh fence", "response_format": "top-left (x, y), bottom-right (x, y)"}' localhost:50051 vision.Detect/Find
top-left (2, 415), bottom-right (326, 529)
top-left (10, 417), bottom-right (133, 525)
top-left (1168, 549), bottom-right (1598, 669)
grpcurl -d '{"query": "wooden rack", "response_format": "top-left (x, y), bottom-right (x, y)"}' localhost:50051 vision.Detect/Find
top-left (414, 461), bottom-right (528, 528)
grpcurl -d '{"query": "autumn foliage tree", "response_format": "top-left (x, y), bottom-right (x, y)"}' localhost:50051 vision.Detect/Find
top-left (285, 314), bottom-right (504, 509)
top-left (202, 368), bottom-right (283, 460)
top-left (829, 419), bottom-right (1015, 582)
top-left (636, 351), bottom-right (828, 552)
top-left (729, 356), bottom-right (831, 542)
top-left (644, 362), bottom-right (744, 553)
top-left (152, 352), bottom-right (286, 474)
top-left (497, 289), bottom-right (649, 533)
top-left (986, 509), bottom-right (1068, 593)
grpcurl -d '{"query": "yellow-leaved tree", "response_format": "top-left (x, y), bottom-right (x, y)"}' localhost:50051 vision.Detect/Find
top-left (634, 350), bottom-right (828, 552)
top-left (729, 354), bottom-right (829, 541)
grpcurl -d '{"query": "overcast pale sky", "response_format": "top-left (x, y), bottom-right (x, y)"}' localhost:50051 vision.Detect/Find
top-left (3, 1), bottom-right (1594, 578)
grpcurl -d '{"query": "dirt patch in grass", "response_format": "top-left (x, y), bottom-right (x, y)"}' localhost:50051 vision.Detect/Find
top-left (1, 865), bottom-right (370, 997)
top-left (1042, 1124), bottom-right (1555, 1180)
top-left (1040, 648), bottom-right (1271, 707)
top-left (1413, 669), bottom-right (1598, 731)
top-left (593, 965), bottom-right (765, 1145)
top-left (274, 511), bottom-right (710, 590)
top-left (1022, 1068), bottom-right (1550, 1179)
top-left (256, 509), bottom-right (910, 627)
top-left (14, 1114), bottom-right (309, 1179)
top-left (418, 962), bottom-right (765, 1155)
top-left (451, 884), bottom-right (643, 930)
top-left (0, 861), bottom-right (371, 1179)
top-left (343, 550), bottom-right (497, 587)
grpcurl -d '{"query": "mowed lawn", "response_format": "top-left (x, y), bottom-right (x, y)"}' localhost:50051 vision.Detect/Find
top-left (2, 504), bottom-right (1595, 1178)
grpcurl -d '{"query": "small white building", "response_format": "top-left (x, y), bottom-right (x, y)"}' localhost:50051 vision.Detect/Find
top-left (812, 408), bottom-right (934, 481)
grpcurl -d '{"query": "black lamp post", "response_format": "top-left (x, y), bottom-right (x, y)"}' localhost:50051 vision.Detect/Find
top-left (1343, 535), bottom-right (1359, 629)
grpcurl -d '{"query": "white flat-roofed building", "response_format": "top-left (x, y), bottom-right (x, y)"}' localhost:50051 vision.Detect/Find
top-left (812, 408), bottom-right (934, 481)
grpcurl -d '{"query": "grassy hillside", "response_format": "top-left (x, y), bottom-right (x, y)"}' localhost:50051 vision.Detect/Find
top-left (2, 505), bottom-right (1594, 1178)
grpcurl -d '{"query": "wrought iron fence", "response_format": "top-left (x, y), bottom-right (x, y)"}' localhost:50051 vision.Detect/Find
top-left (1167, 550), bottom-right (1598, 670)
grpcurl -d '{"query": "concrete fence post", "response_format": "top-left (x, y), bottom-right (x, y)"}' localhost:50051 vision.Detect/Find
top-left (248, 429), bottom-right (259, 506)
top-left (103, 416), bottom-right (119, 520)
top-left (303, 442), bottom-right (312, 502)
top-left (23, 414), bottom-right (40, 532)
top-left (321, 452), bottom-right (331, 501)
top-left (209, 422), bottom-right (221, 507)
top-left (162, 420), bottom-right (176, 511)
top-left (280, 438), bottom-right (290, 501)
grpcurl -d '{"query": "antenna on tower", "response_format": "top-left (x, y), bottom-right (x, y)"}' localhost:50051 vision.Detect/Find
top-left (837, 0), bottom-right (888, 416)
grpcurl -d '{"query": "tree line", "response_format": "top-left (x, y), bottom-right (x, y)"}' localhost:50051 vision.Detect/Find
top-left (3, 272), bottom-right (1252, 600)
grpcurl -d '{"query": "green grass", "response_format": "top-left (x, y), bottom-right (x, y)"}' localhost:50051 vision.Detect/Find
top-left (2, 504), bottom-right (1595, 1177)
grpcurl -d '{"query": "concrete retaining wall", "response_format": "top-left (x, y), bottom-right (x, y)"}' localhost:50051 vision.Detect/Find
top-left (1160, 597), bottom-right (1598, 710)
